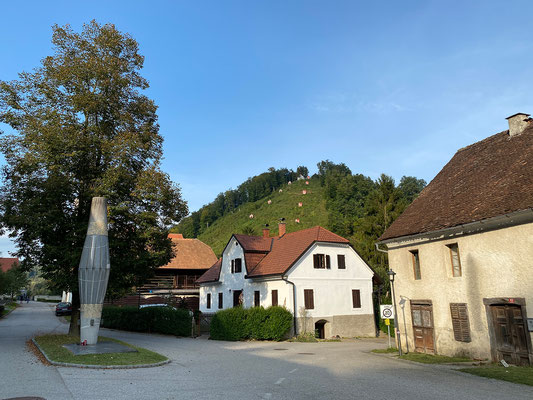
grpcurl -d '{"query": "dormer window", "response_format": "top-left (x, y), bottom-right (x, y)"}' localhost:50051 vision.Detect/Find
top-left (231, 258), bottom-right (242, 273)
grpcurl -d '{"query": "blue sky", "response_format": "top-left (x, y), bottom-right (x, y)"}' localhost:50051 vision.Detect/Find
top-left (1, 1), bottom-right (533, 255)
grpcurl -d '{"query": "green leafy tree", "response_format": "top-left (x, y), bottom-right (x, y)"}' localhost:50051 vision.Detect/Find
top-left (0, 264), bottom-right (29, 300)
top-left (0, 21), bottom-right (188, 334)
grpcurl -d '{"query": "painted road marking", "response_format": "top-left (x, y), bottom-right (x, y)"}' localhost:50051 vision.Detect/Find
top-left (289, 368), bottom-right (298, 374)
top-left (275, 378), bottom-right (285, 385)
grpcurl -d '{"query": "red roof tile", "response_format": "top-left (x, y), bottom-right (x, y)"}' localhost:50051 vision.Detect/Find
top-left (196, 258), bottom-right (222, 283)
top-left (159, 237), bottom-right (217, 270)
top-left (233, 234), bottom-right (272, 252)
top-left (380, 126), bottom-right (533, 241)
top-left (0, 258), bottom-right (18, 273)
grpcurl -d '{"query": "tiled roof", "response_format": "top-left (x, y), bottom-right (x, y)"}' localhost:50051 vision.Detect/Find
top-left (244, 252), bottom-right (267, 272)
top-left (0, 258), bottom-right (18, 272)
top-left (159, 237), bottom-right (217, 270)
top-left (233, 234), bottom-right (272, 252)
top-left (247, 226), bottom-right (349, 277)
top-left (196, 258), bottom-right (222, 283)
top-left (380, 126), bottom-right (533, 241)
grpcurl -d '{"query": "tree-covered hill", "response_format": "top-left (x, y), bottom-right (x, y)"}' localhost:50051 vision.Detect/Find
top-left (174, 161), bottom-right (426, 286)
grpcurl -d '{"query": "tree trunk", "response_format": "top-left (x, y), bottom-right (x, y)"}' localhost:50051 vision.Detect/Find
top-left (68, 291), bottom-right (80, 337)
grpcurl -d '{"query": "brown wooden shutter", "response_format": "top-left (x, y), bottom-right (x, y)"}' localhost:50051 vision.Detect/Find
top-left (231, 259), bottom-right (234, 274)
top-left (254, 290), bottom-right (260, 307)
top-left (352, 289), bottom-right (361, 308)
top-left (313, 254), bottom-right (319, 268)
top-left (450, 303), bottom-right (471, 342)
top-left (304, 289), bottom-right (314, 309)
top-left (338, 255), bottom-right (346, 269)
top-left (272, 290), bottom-right (278, 307)
top-left (207, 293), bottom-right (211, 309)
top-left (218, 292), bottom-right (223, 309)
top-left (326, 255), bottom-right (331, 269)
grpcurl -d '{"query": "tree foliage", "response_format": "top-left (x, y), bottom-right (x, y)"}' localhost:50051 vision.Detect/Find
top-left (0, 264), bottom-right (29, 299)
top-left (0, 21), bottom-right (187, 332)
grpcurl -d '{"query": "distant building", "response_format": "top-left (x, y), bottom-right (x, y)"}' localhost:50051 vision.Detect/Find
top-left (0, 258), bottom-right (19, 273)
top-left (378, 113), bottom-right (533, 365)
top-left (198, 224), bottom-right (376, 338)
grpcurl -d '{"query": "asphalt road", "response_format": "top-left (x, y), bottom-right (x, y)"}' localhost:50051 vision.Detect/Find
top-left (1, 301), bottom-right (532, 400)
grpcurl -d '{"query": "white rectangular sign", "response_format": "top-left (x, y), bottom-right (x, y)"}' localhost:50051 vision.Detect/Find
top-left (380, 304), bottom-right (394, 319)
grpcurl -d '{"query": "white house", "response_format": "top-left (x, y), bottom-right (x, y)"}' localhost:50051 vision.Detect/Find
top-left (197, 224), bottom-right (376, 338)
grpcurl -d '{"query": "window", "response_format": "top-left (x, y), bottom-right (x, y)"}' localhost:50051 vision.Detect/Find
top-left (304, 289), bottom-right (314, 309)
top-left (313, 254), bottom-right (330, 269)
top-left (231, 258), bottom-right (242, 273)
top-left (207, 293), bottom-right (211, 309)
top-left (254, 290), bottom-right (260, 307)
top-left (352, 289), bottom-right (361, 308)
top-left (450, 303), bottom-right (471, 342)
top-left (218, 292), bottom-right (223, 309)
top-left (338, 254), bottom-right (346, 269)
top-left (271, 290), bottom-right (278, 307)
top-left (447, 243), bottom-right (462, 277)
top-left (410, 250), bottom-right (421, 280)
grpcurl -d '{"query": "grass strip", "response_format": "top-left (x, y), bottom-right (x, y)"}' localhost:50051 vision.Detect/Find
top-left (372, 347), bottom-right (399, 354)
top-left (399, 352), bottom-right (472, 364)
top-left (459, 365), bottom-right (533, 386)
top-left (34, 334), bottom-right (168, 366)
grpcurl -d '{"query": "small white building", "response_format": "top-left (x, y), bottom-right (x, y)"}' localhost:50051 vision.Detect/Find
top-left (197, 224), bottom-right (376, 338)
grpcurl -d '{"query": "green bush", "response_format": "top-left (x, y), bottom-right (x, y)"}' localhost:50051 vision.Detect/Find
top-left (101, 306), bottom-right (192, 336)
top-left (210, 306), bottom-right (292, 341)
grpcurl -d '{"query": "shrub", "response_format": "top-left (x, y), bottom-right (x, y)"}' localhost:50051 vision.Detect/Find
top-left (101, 306), bottom-right (192, 336)
top-left (210, 306), bottom-right (292, 341)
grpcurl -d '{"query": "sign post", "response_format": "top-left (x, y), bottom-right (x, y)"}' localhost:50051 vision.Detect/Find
top-left (380, 305), bottom-right (395, 348)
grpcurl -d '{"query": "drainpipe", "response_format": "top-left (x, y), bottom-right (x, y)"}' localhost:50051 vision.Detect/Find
top-left (282, 275), bottom-right (298, 336)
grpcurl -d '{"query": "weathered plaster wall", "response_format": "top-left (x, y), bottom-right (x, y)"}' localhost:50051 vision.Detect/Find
top-left (387, 222), bottom-right (533, 359)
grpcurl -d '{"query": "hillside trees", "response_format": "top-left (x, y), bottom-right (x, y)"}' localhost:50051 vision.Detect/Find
top-left (0, 21), bottom-right (187, 333)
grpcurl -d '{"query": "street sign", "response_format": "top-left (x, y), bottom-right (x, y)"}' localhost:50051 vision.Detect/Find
top-left (384, 319), bottom-right (390, 326)
top-left (380, 304), bottom-right (394, 319)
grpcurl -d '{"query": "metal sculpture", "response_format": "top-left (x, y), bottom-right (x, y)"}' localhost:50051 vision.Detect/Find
top-left (78, 197), bottom-right (111, 345)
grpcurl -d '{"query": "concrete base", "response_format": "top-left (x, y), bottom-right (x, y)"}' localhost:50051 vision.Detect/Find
top-left (63, 341), bottom-right (138, 356)
top-left (296, 314), bottom-right (376, 338)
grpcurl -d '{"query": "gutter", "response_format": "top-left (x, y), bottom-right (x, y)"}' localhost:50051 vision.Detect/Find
top-left (377, 208), bottom-right (533, 249)
top-left (281, 275), bottom-right (298, 336)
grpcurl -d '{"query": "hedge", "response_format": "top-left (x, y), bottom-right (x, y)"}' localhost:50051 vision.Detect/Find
top-left (210, 306), bottom-right (292, 341)
top-left (101, 306), bottom-right (192, 336)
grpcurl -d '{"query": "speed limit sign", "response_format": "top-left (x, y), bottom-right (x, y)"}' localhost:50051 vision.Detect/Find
top-left (380, 304), bottom-right (394, 319)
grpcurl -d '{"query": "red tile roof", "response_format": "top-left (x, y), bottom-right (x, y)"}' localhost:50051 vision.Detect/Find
top-left (233, 234), bottom-right (272, 252)
top-left (196, 258), bottom-right (222, 283)
top-left (380, 126), bottom-right (533, 241)
top-left (0, 258), bottom-right (19, 273)
top-left (247, 226), bottom-right (349, 277)
top-left (159, 237), bottom-right (217, 270)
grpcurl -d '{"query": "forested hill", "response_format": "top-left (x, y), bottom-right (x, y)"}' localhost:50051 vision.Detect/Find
top-left (173, 161), bottom-right (426, 283)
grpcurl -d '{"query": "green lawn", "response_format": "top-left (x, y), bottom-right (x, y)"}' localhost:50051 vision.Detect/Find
top-left (1, 302), bottom-right (18, 317)
top-left (399, 352), bottom-right (473, 364)
top-left (34, 334), bottom-right (168, 366)
top-left (460, 365), bottom-right (533, 386)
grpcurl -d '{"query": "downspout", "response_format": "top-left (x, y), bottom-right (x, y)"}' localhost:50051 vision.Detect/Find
top-left (282, 275), bottom-right (298, 336)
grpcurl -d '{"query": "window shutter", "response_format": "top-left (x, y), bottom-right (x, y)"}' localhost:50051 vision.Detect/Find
top-left (326, 255), bottom-right (331, 269)
top-left (352, 289), bottom-right (361, 308)
top-left (218, 292), bottom-right (223, 309)
top-left (254, 290), bottom-right (260, 307)
top-left (313, 254), bottom-right (319, 268)
top-left (207, 293), bottom-right (211, 309)
top-left (450, 303), bottom-right (471, 342)
top-left (272, 290), bottom-right (278, 307)
top-left (236, 258), bottom-right (242, 273)
top-left (231, 259), bottom-right (234, 274)
top-left (338, 255), bottom-right (346, 269)
top-left (304, 289), bottom-right (314, 309)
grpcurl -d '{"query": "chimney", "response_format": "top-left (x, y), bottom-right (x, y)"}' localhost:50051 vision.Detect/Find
top-left (262, 224), bottom-right (270, 238)
top-left (506, 113), bottom-right (530, 137)
top-left (278, 219), bottom-right (286, 237)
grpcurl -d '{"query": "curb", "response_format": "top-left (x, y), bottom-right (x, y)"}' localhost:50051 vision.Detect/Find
top-left (31, 338), bottom-right (171, 369)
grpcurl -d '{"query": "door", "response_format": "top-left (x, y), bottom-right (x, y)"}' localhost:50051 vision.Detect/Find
top-left (490, 305), bottom-right (530, 365)
top-left (315, 320), bottom-right (326, 339)
top-left (233, 290), bottom-right (243, 307)
top-left (411, 302), bottom-right (435, 354)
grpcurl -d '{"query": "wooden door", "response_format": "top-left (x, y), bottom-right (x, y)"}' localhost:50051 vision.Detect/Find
top-left (490, 305), bottom-right (530, 365)
top-left (411, 303), bottom-right (435, 354)
top-left (233, 290), bottom-right (243, 307)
